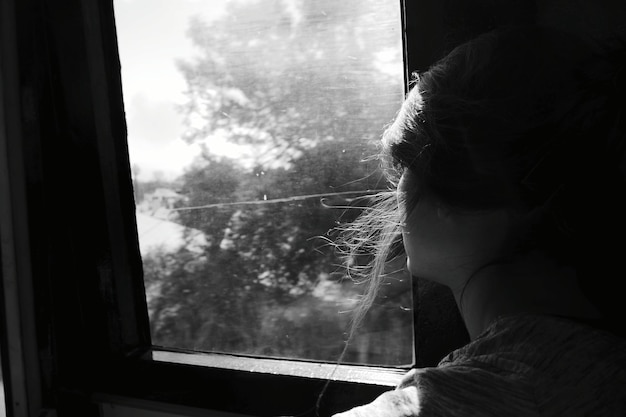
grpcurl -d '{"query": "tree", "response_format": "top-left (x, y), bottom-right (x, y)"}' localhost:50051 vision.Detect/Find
top-left (143, 0), bottom-right (412, 364)
top-left (176, 0), bottom-right (402, 166)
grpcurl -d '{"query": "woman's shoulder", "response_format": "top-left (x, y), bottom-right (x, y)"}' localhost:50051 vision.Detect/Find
top-left (427, 313), bottom-right (626, 415)
top-left (333, 314), bottom-right (626, 417)
top-left (441, 313), bottom-right (626, 369)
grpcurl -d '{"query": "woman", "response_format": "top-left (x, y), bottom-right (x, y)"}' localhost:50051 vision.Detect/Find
top-left (334, 25), bottom-right (626, 416)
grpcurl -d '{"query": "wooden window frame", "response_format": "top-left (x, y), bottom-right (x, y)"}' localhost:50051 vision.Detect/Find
top-left (1, 0), bottom-right (534, 415)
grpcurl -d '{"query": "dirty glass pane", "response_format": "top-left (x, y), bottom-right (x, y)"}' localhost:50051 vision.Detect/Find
top-left (114, 0), bottom-right (411, 366)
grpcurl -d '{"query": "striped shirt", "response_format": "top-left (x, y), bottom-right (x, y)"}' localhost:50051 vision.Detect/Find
top-left (334, 314), bottom-right (626, 416)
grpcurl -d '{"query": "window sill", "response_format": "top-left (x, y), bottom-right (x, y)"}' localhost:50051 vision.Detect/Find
top-left (147, 348), bottom-right (409, 386)
top-left (91, 348), bottom-right (409, 416)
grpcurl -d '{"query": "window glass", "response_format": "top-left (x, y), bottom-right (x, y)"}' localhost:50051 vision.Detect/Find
top-left (114, 0), bottom-right (411, 366)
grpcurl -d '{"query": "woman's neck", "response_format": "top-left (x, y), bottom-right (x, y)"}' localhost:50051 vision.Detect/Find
top-left (451, 250), bottom-right (602, 340)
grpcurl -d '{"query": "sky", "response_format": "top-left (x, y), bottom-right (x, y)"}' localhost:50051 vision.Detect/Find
top-left (113, 0), bottom-right (228, 181)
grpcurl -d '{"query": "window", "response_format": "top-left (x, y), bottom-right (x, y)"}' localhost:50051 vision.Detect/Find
top-left (114, 0), bottom-right (412, 367)
top-left (0, 0), bottom-right (476, 416)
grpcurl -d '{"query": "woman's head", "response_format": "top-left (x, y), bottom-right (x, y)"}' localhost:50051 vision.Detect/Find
top-left (340, 25), bottom-right (626, 334)
top-left (397, 169), bottom-right (517, 289)
top-left (386, 26), bottom-right (620, 211)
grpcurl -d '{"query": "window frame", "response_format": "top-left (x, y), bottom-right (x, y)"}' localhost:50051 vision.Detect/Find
top-left (0, 0), bottom-right (518, 415)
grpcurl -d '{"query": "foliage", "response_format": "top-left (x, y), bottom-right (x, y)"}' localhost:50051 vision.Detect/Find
top-left (176, 0), bottom-right (401, 167)
top-left (140, 0), bottom-right (412, 365)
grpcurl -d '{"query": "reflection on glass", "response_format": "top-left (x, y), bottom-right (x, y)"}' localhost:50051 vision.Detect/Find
top-left (115, 0), bottom-right (411, 365)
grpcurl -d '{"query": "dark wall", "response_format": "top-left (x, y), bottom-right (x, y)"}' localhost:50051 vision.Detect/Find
top-left (406, 0), bottom-right (626, 74)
